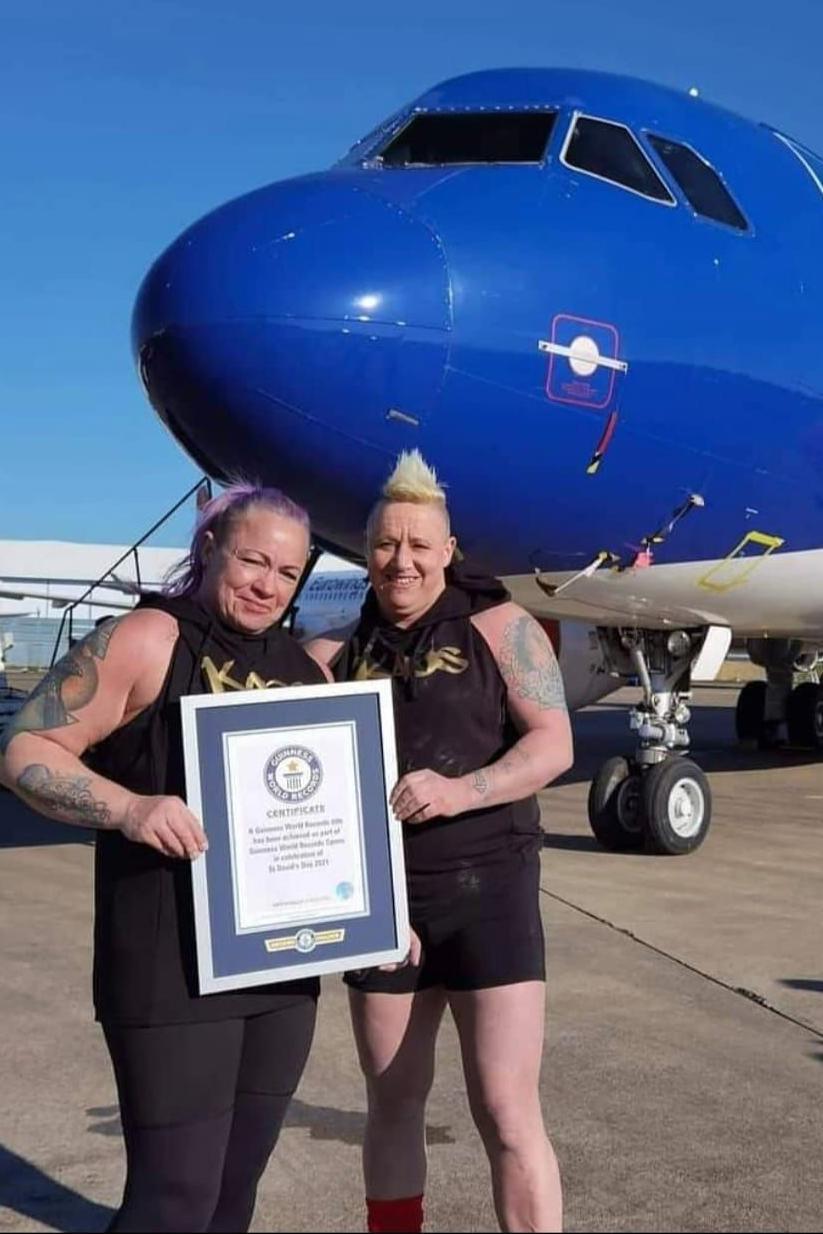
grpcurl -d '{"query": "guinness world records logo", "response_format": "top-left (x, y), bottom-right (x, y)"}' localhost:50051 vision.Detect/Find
top-left (295, 928), bottom-right (317, 953)
top-left (265, 745), bottom-right (323, 802)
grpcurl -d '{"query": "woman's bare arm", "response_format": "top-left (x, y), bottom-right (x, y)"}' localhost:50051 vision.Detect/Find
top-left (464, 603), bottom-right (573, 806)
top-left (391, 603), bottom-right (573, 823)
top-left (0, 611), bottom-right (206, 857)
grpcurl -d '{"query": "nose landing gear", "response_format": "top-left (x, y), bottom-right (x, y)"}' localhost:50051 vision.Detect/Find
top-left (641, 757), bottom-right (711, 856)
top-left (587, 627), bottom-right (724, 855)
top-left (587, 754), bottom-right (645, 851)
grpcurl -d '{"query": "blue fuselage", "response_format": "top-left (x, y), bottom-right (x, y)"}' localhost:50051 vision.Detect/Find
top-left (133, 69), bottom-right (823, 580)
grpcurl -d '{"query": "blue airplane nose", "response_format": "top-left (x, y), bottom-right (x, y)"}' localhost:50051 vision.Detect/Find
top-left (133, 177), bottom-right (452, 537)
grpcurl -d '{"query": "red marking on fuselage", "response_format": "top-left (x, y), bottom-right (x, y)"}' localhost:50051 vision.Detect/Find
top-left (594, 409), bottom-right (619, 457)
top-left (544, 313), bottom-right (622, 411)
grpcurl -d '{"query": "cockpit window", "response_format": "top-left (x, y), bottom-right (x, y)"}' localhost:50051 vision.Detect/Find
top-left (377, 112), bottom-right (556, 166)
top-left (648, 135), bottom-right (749, 231)
top-left (561, 115), bottom-right (674, 204)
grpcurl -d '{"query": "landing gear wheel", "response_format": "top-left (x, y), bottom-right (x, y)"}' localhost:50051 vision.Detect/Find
top-left (735, 680), bottom-right (766, 743)
top-left (786, 682), bottom-right (823, 750)
top-left (587, 756), bottom-right (645, 851)
top-left (642, 758), bottom-right (711, 855)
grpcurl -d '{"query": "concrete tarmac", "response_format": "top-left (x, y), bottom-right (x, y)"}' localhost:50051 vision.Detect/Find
top-left (1, 685), bottom-right (821, 1233)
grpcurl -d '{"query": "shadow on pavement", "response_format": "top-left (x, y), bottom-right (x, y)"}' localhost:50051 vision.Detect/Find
top-left (542, 831), bottom-right (603, 853)
top-left (284, 1098), bottom-right (455, 1146)
top-left (85, 1106), bottom-right (121, 1139)
top-left (83, 1095), bottom-right (457, 1148)
top-left (0, 1143), bottom-right (112, 1232)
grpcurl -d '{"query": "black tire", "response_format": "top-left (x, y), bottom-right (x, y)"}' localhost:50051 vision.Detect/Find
top-left (587, 756), bottom-right (645, 851)
top-left (786, 682), bottom-right (823, 750)
top-left (642, 758), bottom-right (711, 855)
top-left (735, 680), bottom-right (766, 743)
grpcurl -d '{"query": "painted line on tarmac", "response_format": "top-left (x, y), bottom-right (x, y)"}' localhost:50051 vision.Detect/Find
top-left (540, 885), bottom-right (823, 1038)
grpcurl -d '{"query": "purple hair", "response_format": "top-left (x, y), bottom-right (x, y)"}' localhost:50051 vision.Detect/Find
top-left (164, 481), bottom-right (310, 597)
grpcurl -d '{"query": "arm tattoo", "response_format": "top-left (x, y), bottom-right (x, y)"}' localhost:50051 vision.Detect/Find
top-left (498, 615), bottom-right (568, 711)
top-left (17, 763), bottom-right (112, 826)
top-left (472, 768), bottom-right (491, 797)
top-left (0, 618), bottom-right (120, 755)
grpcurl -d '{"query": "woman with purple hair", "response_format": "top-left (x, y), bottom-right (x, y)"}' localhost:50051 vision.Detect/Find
top-left (0, 482), bottom-right (329, 1232)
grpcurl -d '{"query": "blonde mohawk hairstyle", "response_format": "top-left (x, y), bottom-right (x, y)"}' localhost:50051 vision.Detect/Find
top-left (367, 449), bottom-right (451, 543)
top-left (382, 449), bottom-right (447, 504)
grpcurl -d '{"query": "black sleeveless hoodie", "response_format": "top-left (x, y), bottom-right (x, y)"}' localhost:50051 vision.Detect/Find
top-left (89, 593), bottom-right (325, 1025)
top-left (342, 567), bottom-right (541, 879)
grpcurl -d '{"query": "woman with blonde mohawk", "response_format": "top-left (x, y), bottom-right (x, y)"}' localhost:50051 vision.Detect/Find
top-left (307, 450), bottom-right (573, 1234)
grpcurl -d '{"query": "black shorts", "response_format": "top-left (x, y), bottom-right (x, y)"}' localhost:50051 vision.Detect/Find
top-left (345, 853), bottom-right (545, 994)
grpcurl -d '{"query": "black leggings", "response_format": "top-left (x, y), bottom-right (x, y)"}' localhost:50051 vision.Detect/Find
top-left (103, 996), bottom-right (317, 1233)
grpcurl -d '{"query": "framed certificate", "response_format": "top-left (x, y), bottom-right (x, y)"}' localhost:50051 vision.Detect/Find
top-left (180, 679), bottom-right (407, 993)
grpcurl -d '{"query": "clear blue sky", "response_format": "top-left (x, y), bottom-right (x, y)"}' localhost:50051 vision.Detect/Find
top-left (3, 0), bottom-right (822, 547)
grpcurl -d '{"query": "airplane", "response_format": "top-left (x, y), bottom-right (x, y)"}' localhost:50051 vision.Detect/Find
top-left (130, 66), bottom-right (823, 856)
top-left (0, 586), bottom-right (134, 611)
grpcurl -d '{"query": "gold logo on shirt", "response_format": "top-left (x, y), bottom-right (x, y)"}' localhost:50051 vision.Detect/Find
top-left (201, 656), bottom-right (289, 693)
top-left (353, 645), bottom-right (469, 682)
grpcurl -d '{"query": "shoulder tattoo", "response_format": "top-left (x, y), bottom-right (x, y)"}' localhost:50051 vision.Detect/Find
top-left (498, 614), bottom-right (567, 711)
top-left (0, 618), bottom-right (121, 754)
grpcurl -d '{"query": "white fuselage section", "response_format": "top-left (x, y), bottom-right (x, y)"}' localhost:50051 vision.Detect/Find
top-left (504, 547), bottom-right (823, 642)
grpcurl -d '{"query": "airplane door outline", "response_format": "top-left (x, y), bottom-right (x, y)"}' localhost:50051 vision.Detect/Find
top-left (539, 313), bottom-right (628, 410)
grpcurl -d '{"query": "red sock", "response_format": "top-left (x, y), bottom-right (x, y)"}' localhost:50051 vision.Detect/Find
top-left (366, 1194), bottom-right (424, 1233)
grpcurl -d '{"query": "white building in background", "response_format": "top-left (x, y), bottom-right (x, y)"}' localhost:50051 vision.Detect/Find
top-left (0, 540), bottom-right (186, 619)
top-left (0, 539), bottom-right (186, 667)
top-left (0, 540), bottom-right (360, 667)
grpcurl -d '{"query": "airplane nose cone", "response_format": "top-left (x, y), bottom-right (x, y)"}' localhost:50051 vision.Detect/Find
top-left (132, 177), bottom-right (452, 538)
top-left (134, 177), bottom-right (451, 336)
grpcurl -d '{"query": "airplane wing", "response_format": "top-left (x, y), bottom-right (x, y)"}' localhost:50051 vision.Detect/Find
top-left (0, 586), bottom-right (136, 611)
